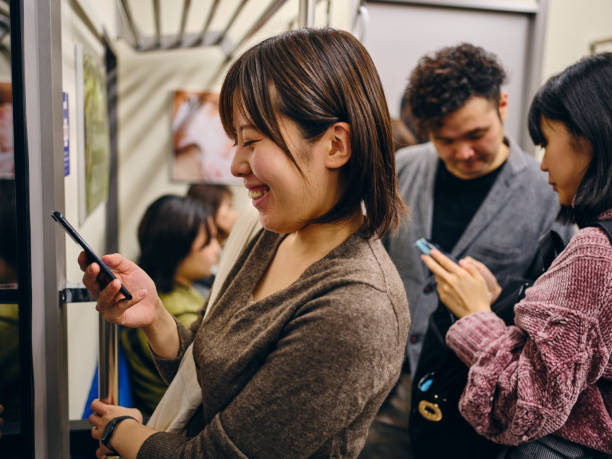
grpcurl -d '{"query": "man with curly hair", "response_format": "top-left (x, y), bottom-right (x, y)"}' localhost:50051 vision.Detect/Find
top-left (362, 43), bottom-right (574, 458)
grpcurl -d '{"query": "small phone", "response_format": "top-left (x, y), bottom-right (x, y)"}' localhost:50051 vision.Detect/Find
top-left (51, 210), bottom-right (132, 300)
top-left (415, 238), bottom-right (458, 263)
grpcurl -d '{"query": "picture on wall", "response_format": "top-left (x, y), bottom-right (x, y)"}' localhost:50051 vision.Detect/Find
top-left (170, 90), bottom-right (240, 184)
top-left (0, 82), bottom-right (13, 179)
top-left (76, 44), bottom-right (110, 223)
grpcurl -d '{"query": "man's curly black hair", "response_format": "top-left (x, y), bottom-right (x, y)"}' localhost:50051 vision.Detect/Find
top-left (406, 43), bottom-right (507, 138)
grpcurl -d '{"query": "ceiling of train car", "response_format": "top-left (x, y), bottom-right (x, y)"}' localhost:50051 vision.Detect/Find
top-left (117, 0), bottom-right (323, 52)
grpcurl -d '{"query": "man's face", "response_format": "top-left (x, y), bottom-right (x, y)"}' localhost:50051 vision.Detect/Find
top-left (430, 94), bottom-right (508, 179)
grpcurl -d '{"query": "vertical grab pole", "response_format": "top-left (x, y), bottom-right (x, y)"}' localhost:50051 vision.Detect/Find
top-left (98, 317), bottom-right (118, 404)
top-left (298, 0), bottom-right (315, 28)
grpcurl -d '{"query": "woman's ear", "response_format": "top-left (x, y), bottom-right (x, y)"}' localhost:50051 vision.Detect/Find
top-left (326, 122), bottom-right (351, 169)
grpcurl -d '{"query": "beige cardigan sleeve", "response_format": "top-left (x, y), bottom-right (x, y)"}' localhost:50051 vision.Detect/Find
top-left (146, 206), bottom-right (261, 432)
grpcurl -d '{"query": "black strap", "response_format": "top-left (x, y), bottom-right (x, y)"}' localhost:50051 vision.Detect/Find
top-left (101, 415), bottom-right (138, 455)
top-left (589, 219), bottom-right (612, 243)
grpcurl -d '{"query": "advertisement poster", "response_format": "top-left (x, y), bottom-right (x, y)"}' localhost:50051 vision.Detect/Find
top-left (0, 82), bottom-right (13, 179)
top-left (170, 90), bottom-right (239, 184)
top-left (76, 45), bottom-right (110, 222)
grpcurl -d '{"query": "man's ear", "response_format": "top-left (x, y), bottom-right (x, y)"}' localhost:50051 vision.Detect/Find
top-left (498, 92), bottom-right (509, 122)
top-left (326, 122), bottom-right (351, 169)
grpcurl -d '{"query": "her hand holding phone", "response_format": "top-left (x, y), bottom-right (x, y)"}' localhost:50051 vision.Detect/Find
top-left (416, 237), bottom-right (496, 318)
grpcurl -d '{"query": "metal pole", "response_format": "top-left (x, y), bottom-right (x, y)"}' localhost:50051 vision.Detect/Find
top-left (298, 0), bottom-right (315, 27)
top-left (98, 318), bottom-right (119, 404)
top-left (153, 0), bottom-right (161, 47)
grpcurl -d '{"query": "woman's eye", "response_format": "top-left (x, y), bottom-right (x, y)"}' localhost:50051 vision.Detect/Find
top-left (243, 139), bottom-right (259, 147)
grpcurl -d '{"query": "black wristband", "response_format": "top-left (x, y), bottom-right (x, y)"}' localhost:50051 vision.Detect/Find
top-left (101, 415), bottom-right (137, 455)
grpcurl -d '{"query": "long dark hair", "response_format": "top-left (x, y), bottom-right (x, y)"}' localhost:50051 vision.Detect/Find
top-left (219, 28), bottom-right (406, 238)
top-left (137, 195), bottom-right (212, 293)
top-left (528, 53), bottom-right (612, 226)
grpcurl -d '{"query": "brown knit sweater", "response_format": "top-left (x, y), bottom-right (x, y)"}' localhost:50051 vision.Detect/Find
top-left (138, 229), bottom-right (410, 458)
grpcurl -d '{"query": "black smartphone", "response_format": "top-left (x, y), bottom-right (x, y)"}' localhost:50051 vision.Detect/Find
top-left (51, 210), bottom-right (132, 300)
top-left (415, 237), bottom-right (458, 263)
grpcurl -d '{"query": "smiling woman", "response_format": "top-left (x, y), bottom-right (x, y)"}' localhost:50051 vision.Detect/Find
top-left (78, 28), bottom-right (410, 459)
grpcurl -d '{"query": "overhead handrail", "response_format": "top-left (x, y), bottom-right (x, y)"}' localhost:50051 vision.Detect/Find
top-left (590, 37), bottom-right (612, 54)
top-left (298, 0), bottom-right (315, 28)
top-left (176, 0), bottom-right (192, 46)
top-left (197, 0), bottom-right (221, 46)
top-left (205, 0), bottom-right (289, 88)
top-left (118, 0), bottom-right (141, 49)
top-left (213, 0), bottom-right (249, 46)
top-left (351, 1), bottom-right (369, 42)
top-left (153, 0), bottom-right (161, 47)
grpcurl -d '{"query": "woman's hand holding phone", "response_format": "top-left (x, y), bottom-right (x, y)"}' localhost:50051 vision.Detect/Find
top-left (461, 256), bottom-right (502, 303)
top-left (78, 252), bottom-right (180, 360)
top-left (78, 252), bottom-right (160, 329)
top-left (420, 249), bottom-right (492, 319)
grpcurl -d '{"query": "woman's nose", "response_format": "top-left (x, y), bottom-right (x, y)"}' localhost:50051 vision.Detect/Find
top-left (540, 150), bottom-right (549, 171)
top-left (230, 147), bottom-right (250, 177)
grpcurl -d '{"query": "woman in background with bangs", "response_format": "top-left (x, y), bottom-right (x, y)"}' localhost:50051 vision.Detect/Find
top-left (120, 195), bottom-right (220, 417)
top-left (79, 28), bottom-right (410, 459)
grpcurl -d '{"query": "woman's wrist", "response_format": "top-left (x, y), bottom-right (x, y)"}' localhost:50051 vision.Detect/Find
top-left (102, 416), bottom-right (138, 454)
top-left (110, 416), bottom-right (157, 459)
top-left (142, 302), bottom-right (180, 359)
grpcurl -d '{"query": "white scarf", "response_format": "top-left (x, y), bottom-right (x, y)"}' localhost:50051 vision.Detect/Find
top-left (147, 207), bottom-right (262, 432)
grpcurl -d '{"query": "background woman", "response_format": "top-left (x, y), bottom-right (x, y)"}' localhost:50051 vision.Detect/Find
top-left (421, 53), bottom-right (612, 455)
top-left (186, 184), bottom-right (238, 297)
top-left (186, 184), bottom-right (237, 245)
top-left (80, 28), bottom-right (410, 458)
top-left (121, 194), bottom-right (220, 416)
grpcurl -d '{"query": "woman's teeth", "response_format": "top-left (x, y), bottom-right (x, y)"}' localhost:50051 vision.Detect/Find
top-left (248, 188), bottom-right (267, 199)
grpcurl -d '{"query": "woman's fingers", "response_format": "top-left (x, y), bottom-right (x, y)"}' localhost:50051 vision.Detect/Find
top-left (96, 279), bottom-right (122, 307)
top-left (420, 254), bottom-right (451, 280)
top-left (459, 259), bottom-right (483, 279)
top-left (429, 249), bottom-right (463, 274)
top-left (101, 253), bottom-right (135, 274)
top-left (77, 251), bottom-right (89, 271)
top-left (82, 262), bottom-right (102, 296)
top-left (96, 445), bottom-right (114, 459)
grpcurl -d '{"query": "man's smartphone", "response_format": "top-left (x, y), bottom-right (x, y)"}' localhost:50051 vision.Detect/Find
top-left (415, 238), bottom-right (458, 263)
top-left (51, 210), bottom-right (132, 300)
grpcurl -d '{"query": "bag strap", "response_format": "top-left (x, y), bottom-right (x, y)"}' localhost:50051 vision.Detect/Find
top-left (524, 229), bottom-right (567, 280)
top-left (589, 219), bottom-right (612, 244)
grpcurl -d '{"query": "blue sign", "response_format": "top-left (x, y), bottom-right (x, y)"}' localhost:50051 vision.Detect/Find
top-left (63, 92), bottom-right (69, 176)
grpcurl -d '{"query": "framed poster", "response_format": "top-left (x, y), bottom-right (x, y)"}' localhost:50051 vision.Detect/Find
top-left (0, 82), bottom-right (13, 179)
top-left (75, 44), bottom-right (110, 223)
top-left (170, 90), bottom-right (239, 184)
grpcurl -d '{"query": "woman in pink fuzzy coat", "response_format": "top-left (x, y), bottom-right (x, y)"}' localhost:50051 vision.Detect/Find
top-left (421, 53), bottom-right (612, 456)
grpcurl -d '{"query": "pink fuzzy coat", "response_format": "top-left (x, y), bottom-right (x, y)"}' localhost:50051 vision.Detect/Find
top-left (446, 209), bottom-right (612, 453)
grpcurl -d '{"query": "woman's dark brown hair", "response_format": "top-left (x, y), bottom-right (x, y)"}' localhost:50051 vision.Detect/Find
top-left (528, 52), bottom-right (612, 226)
top-left (219, 28), bottom-right (406, 238)
top-left (138, 195), bottom-right (213, 293)
top-left (187, 184), bottom-right (232, 241)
